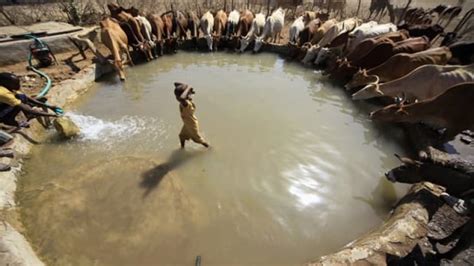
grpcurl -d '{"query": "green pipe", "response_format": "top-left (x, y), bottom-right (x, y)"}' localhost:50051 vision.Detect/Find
top-left (25, 34), bottom-right (63, 115)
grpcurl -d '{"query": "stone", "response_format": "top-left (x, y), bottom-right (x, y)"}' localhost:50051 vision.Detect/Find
top-left (307, 182), bottom-right (445, 265)
top-left (0, 222), bottom-right (44, 266)
top-left (53, 116), bottom-right (80, 138)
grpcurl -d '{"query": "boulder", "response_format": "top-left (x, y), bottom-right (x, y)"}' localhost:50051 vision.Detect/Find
top-left (53, 117), bottom-right (80, 138)
top-left (308, 182), bottom-right (445, 265)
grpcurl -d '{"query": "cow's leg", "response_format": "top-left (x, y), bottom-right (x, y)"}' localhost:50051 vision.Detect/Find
top-left (123, 44), bottom-right (134, 66)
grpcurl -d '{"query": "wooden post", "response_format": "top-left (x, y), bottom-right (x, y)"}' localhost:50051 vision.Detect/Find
top-left (398, 0), bottom-right (413, 24)
top-left (266, 0), bottom-right (271, 16)
top-left (356, 0), bottom-right (361, 17)
top-left (0, 6), bottom-right (15, 25)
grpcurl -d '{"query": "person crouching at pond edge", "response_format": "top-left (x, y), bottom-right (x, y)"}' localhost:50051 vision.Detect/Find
top-left (174, 82), bottom-right (209, 149)
top-left (0, 72), bottom-right (57, 128)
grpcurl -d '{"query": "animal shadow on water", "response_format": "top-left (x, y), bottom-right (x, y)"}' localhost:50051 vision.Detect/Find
top-left (353, 177), bottom-right (398, 219)
top-left (140, 149), bottom-right (205, 198)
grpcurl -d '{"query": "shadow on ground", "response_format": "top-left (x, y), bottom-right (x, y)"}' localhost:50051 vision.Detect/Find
top-left (140, 149), bottom-right (206, 198)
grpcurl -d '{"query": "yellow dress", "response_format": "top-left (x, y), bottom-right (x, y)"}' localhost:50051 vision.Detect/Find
top-left (0, 86), bottom-right (21, 106)
top-left (179, 100), bottom-right (205, 143)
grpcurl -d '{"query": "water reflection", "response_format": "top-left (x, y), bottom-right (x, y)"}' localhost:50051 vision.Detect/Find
top-left (353, 177), bottom-right (398, 219)
top-left (18, 52), bottom-right (408, 265)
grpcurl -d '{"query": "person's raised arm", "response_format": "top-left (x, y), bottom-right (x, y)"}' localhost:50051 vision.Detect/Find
top-left (18, 103), bottom-right (57, 117)
top-left (179, 87), bottom-right (193, 107)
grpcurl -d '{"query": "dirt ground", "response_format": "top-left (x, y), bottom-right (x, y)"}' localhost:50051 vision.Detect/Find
top-left (2, 45), bottom-right (109, 97)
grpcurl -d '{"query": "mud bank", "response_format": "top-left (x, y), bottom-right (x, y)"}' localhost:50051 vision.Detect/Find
top-left (0, 62), bottom-right (113, 265)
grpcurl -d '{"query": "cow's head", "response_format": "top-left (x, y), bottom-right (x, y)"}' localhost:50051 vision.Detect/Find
top-left (328, 58), bottom-right (357, 81)
top-left (385, 154), bottom-right (423, 183)
top-left (370, 97), bottom-right (410, 122)
top-left (303, 11), bottom-right (315, 25)
top-left (239, 36), bottom-right (251, 52)
top-left (125, 6), bottom-right (139, 17)
top-left (314, 47), bottom-right (340, 69)
top-left (351, 77), bottom-right (384, 100)
top-left (346, 70), bottom-right (379, 91)
top-left (228, 35), bottom-right (240, 50)
top-left (253, 36), bottom-right (264, 53)
top-left (212, 33), bottom-right (223, 50)
top-left (165, 37), bottom-right (178, 53)
top-left (107, 3), bottom-right (123, 16)
top-left (301, 44), bottom-right (319, 65)
top-left (431, 24), bottom-right (444, 35)
top-left (114, 59), bottom-right (126, 81)
top-left (204, 34), bottom-right (213, 51)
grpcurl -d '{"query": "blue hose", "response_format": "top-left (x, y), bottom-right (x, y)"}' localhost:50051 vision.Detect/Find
top-left (25, 34), bottom-right (63, 115)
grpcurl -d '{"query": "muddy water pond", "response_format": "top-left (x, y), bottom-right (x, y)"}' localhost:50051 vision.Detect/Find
top-left (18, 52), bottom-right (408, 265)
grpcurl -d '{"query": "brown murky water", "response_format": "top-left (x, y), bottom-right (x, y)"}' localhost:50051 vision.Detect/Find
top-left (18, 52), bottom-right (408, 265)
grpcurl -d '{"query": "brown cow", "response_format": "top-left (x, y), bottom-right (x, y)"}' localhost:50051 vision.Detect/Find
top-left (370, 82), bottom-right (474, 141)
top-left (175, 10), bottom-right (189, 41)
top-left (100, 17), bottom-right (133, 81)
top-left (352, 64), bottom-right (474, 101)
top-left (161, 11), bottom-right (178, 53)
top-left (187, 11), bottom-right (200, 39)
top-left (310, 19), bottom-right (337, 45)
top-left (107, 3), bottom-right (153, 61)
top-left (347, 47), bottom-right (452, 90)
top-left (346, 30), bottom-right (409, 63)
top-left (315, 30), bottom-right (410, 70)
top-left (398, 24), bottom-right (444, 41)
top-left (328, 37), bottom-right (429, 82)
top-left (147, 14), bottom-right (165, 56)
top-left (303, 11), bottom-right (316, 24)
top-left (213, 10), bottom-right (228, 50)
top-left (228, 10), bottom-right (253, 50)
top-left (297, 19), bottom-right (321, 46)
top-left (237, 10), bottom-right (254, 38)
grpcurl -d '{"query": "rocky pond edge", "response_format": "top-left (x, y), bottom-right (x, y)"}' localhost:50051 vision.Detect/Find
top-left (0, 45), bottom-right (452, 265)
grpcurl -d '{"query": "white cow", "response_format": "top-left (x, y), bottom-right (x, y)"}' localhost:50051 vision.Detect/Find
top-left (226, 10), bottom-right (240, 39)
top-left (200, 11), bottom-right (215, 51)
top-left (348, 22), bottom-right (396, 52)
top-left (239, 13), bottom-right (265, 52)
top-left (136, 15), bottom-right (155, 48)
top-left (289, 16), bottom-right (305, 44)
top-left (254, 8), bottom-right (285, 52)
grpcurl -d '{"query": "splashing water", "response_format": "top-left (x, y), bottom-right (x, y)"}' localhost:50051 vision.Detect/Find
top-left (66, 113), bottom-right (164, 143)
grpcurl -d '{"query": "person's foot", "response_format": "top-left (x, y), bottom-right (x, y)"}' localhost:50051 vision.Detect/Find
top-left (0, 149), bottom-right (14, 158)
top-left (0, 162), bottom-right (11, 172)
top-left (440, 192), bottom-right (470, 216)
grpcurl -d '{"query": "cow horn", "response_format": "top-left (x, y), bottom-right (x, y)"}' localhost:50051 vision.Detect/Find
top-left (372, 75), bottom-right (380, 85)
top-left (400, 92), bottom-right (407, 104)
top-left (394, 154), bottom-right (403, 163)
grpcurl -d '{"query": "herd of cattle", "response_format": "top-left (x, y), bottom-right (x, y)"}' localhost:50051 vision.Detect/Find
top-left (96, 3), bottom-right (474, 142)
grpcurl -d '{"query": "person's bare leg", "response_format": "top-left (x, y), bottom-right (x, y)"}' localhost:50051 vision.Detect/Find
top-left (179, 135), bottom-right (185, 149)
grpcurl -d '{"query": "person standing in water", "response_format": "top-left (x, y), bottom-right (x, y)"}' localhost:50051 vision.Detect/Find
top-left (174, 82), bottom-right (209, 149)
